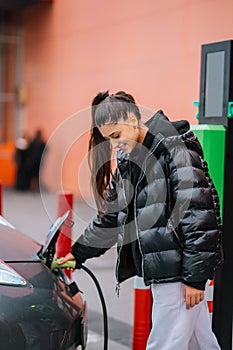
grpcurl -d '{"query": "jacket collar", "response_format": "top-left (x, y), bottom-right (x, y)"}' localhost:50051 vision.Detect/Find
top-left (145, 110), bottom-right (190, 139)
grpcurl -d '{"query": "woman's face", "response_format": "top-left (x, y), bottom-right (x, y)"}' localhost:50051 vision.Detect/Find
top-left (98, 115), bottom-right (140, 154)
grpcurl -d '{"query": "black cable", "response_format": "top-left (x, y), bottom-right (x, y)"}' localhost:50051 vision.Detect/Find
top-left (77, 263), bottom-right (108, 350)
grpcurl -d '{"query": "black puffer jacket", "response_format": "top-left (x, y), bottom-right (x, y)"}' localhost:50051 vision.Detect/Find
top-left (72, 111), bottom-right (223, 289)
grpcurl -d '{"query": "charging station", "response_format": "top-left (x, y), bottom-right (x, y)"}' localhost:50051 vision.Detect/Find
top-left (191, 40), bottom-right (233, 350)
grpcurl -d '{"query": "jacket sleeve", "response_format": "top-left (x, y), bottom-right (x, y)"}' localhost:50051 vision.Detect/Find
top-left (71, 178), bottom-right (120, 264)
top-left (166, 140), bottom-right (221, 286)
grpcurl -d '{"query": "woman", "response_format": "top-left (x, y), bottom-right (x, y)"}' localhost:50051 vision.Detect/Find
top-left (60, 91), bottom-right (222, 349)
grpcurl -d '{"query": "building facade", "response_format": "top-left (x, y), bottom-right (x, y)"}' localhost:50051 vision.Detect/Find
top-left (0, 0), bottom-right (232, 196)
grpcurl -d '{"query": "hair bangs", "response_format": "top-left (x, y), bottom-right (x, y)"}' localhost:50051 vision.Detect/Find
top-left (94, 99), bottom-right (132, 127)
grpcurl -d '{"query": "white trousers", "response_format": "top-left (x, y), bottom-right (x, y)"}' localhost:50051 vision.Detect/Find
top-left (146, 282), bottom-right (221, 350)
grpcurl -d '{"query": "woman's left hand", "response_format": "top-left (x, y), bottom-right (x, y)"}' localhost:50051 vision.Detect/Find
top-left (183, 285), bottom-right (205, 309)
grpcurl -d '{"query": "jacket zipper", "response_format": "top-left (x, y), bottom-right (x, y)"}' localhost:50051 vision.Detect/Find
top-left (115, 167), bottom-right (129, 296)
top-left (115, 137), bottom-right (165, 292)
top-left (133, 138), bottom-right (164, 284)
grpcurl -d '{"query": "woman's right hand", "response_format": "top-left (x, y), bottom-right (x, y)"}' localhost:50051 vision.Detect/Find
top-left (58, 252), bottom-right (76, 271)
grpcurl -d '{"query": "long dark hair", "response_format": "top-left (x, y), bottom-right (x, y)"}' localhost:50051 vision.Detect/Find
top-left (88, 90), bottom-right (141, 214)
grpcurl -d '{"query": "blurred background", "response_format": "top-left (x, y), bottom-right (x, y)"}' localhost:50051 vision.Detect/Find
top-left (0, 0), bottom-right (232, 199)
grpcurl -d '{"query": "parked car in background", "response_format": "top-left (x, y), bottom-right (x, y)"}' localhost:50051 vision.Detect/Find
top-left (0, 212), bottom-right (87, 350)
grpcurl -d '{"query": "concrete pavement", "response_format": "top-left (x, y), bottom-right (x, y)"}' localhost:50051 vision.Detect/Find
top-left (2, 188), bottom-right (134, 350)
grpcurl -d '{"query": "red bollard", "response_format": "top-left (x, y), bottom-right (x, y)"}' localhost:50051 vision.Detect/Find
top-left (56, 190), bottom-right (73, 277)
top-left (206, 279), bottom-right (214, 322)
top-left (132, 276), bottom-right (153, 350)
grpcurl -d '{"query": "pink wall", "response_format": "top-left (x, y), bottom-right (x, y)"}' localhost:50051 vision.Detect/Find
top-left (22, 0), bottom-right (233, 198)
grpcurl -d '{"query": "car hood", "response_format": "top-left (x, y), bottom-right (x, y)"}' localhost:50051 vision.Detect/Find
top-left (0, 216), bottom-right (41, 261)
top-left (0, 212), bottom-right (71, 263)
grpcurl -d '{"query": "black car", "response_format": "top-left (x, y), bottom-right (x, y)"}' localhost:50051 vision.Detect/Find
top-left (0, 212), bottom-right (87, 350)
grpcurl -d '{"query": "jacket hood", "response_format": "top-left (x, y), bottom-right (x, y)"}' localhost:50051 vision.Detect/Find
top-left (144, 110), bottom-right (204, 157)
top-left (145, 110), bottom-right (190, 138)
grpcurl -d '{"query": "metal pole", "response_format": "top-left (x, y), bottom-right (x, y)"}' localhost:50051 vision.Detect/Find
top-left (212, 120), bottom-right (233, 350)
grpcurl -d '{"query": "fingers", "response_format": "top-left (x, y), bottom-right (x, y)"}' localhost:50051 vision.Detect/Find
top-left (57, 252), bottom-right (75, 264)
top-left (183, 285), bottom-right (205, 309)
top-left (187, 293), bottom-right (204, 308)
top-left (65, 267), bottom-right (75, 272)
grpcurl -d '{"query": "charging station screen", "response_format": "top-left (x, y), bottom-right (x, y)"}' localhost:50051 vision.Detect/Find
top-left (204, 51), bottom-right (225, 117)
